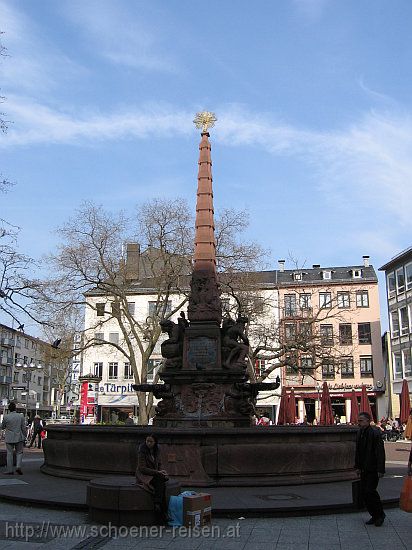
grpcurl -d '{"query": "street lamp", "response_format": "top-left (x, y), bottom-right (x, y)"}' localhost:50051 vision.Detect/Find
top-left (15, 362), bottom-right (44, 419)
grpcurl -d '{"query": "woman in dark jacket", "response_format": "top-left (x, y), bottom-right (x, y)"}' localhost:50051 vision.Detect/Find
top-left (136, 434), bottom-right (168, 515)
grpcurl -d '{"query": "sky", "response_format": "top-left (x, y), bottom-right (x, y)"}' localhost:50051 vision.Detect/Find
top-left (1, 0), bottom-right (412, 333)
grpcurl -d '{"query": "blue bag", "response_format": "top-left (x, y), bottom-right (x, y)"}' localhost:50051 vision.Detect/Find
top-left (167, 491), bottom-right (197, 526)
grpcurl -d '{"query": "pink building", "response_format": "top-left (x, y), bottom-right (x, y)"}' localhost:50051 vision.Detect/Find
top-left (276, 256), bottom-right (384, 422)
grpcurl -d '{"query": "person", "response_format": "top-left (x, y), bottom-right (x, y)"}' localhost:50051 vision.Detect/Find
top-left (29, 415), bottom-right (43, 449)
top-left (125, 413), bottom-right (135, 425)
top-left (354, 411), bottom-right (386, 526)
top-left (404, 408), bottom-right (412, 441)
top-left (1, 402), bottom-right (26, 475)
top-left (136, 434), bottom-right (168, 520)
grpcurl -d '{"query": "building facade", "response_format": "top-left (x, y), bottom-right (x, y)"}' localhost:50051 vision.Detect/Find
top-left (379, 246), bottom-right (412, 418)
top-left (0, 324), bottom-right (63, 418)
top-left (80, 248), bottom-right (384, 424)
top-left (275, 257), bottom-right (384, 422)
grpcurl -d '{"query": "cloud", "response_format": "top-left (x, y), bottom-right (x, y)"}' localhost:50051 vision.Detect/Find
top-left (0, 0), bottom-right (86, 94)
top-left (59, 0), bottom-right (178, 73)
top-left (3, 95), bottom-right (412, 245)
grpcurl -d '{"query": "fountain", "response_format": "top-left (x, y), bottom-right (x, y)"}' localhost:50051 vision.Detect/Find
top-left (42, 113), bottom-right (357, 486)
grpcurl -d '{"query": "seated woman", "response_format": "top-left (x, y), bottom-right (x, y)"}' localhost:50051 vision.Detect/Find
top-left (136, 434), bottom-right (169, 519)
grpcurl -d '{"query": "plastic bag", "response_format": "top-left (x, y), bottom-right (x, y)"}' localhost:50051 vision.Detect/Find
top-left (400, 475), bottom-right (412, 513)
top-left (167, 491), bottom-right (197, 526)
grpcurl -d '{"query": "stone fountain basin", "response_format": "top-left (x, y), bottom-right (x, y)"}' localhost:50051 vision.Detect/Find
top-left (42, 425), bottom-right (357, 487)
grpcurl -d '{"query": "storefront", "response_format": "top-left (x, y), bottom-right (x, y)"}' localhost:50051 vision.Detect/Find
top-left (287, 384), bottom-right (383, 423)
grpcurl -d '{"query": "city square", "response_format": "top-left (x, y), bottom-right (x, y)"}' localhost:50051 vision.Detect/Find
top-left (1, 1), bottom-right (412, 548)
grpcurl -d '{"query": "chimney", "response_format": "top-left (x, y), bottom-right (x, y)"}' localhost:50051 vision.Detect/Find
top-left (278, 260), bottom-right (285, 272)
top-left (363, 255), bottom-right (370, 268)
top-left (312, 264), bottom-right (320, 269)
top-left (125, 243), bottom-right (140, 281)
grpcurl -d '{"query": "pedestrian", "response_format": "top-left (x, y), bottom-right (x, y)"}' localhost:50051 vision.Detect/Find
top-left (354, 411), bottom-right (386, 526)
top-left (125, 412), bottom-right (135, 425)
top-left (29, 415), bottom-right (43, 448)
top-left (1, 402), bottom-right (26, 475)
top-left (135, 434), bottom-right (169, 522)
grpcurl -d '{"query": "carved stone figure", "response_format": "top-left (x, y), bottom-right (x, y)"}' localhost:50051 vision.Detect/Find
top-left (160, 312), bottom-right (188, 369)
top-left (221, 315), bottom-right (250, 369)
top-left (224, 383), bottom-right (255, 416)
top-left (187, 271), bottom-right (222, 323)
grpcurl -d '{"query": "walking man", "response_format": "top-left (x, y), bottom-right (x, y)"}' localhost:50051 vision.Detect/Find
top-left (355, 411), bottom-right (386, 526)
top-left (29, 415), bottom-right (43, 448)
top-left (1, 402), bottom-right (26, 475)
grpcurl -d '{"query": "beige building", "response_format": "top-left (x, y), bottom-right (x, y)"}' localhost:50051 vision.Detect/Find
top-left (275, 256), bottom-right (384, 422)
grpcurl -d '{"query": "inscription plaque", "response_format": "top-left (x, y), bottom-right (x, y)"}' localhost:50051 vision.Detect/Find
top-left (187, 337), bottom-right (217, 370)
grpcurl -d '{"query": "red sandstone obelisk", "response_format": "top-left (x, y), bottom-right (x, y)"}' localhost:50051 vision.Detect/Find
top-left (188, 112), bottom-right (222, 325)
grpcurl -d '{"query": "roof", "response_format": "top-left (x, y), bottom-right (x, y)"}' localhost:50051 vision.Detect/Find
top-left (84, 264), bottom-right (378, 297)
top-left (379, 246), bottom-right (412, 272)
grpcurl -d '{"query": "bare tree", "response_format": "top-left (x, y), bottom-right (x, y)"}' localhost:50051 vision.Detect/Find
top-left (37, 200), bottom-right (265, 424)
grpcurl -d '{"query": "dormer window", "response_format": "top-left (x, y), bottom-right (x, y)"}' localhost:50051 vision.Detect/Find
top-left (352, 269), bottom-right (362, 279)
top-left (322, 270), bottom-right (332, 280)
top-left (293, 272), bottom-right (302, 281)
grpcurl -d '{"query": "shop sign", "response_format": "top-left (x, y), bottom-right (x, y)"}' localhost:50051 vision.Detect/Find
top-left (98, 383), bottom-right (135, 394)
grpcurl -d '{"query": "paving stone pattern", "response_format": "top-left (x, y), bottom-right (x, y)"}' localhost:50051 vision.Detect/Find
top-left (0, 503), bottom-right (410, 549)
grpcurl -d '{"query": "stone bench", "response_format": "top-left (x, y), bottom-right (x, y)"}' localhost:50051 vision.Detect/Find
top-left (86, 476), bottom-right (181, 526)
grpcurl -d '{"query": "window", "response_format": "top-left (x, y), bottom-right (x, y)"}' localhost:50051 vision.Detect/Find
top-left (391, 310), bottom-right (400, 338)
top-left (322, 361), bottom-right (335, 379)
top-left (387, 272), bottom-right (396, 298)
top-left (299, 321), bottom-right (312, 339)
top-left (320, 324), bottom-right (333, 346)
top-left (16, 336), bottom-right (21, 348)
top-left (96, 303), bottom-right (105, 317)
top-left (337, 292), bottom-right (350, 309)
top-left (339, 324), bottom-right (352, 345)
top-left (255, 359), bottom-right (266, 378)
top-left (402, 349), bottom-right (412, 378)
top-left (322, 270), bottom-right (331, 280)
top-left (358, 323), bottom-right (371, 344)
top-left (360, 356), bottom-right (373, 377)
top-left (94, 332), bottom-right (104, 342)
top-left (111, 302), bottom-right (121, 316)
top-left (396, 267), bottom-right (405, 294)
top-left (148, 301), bottom-right (172, 318)
top-left (300, 294), bottom-right (311, 309)
top-left (124, 362), bottom-right (133, 380)
top-left (399, 307), bottom-right (409, 336)
top-left (393, 353), bottom-right (403, 380)
top-left (23, 356), bottom-right (28, 364)
top-left (38, 376), bottom-right (42, 385)
top-left (31, 341), bottom-right (36, 350)
top-left (406, 263), bottom-right (412, 291)
top-left (147, 359), bottom-right (162, 382)
top-left (340, 357), bottom-right (354, 377)
top-left (24, 339), bottom-right (29, 349)
top-left (221, 299), bottom-right (231, 316)
top-left (108, 362), bottom-right (118, 379)
top-left (93, 362), bottom-right (103, 377)
top-left (352, 269), bottom-right (362, 279)
top-left (284, 294), bottom-right (297, 316)
top-left (13, 372), bottom-right (19, 382)
top-left (356, 291), bottom-right (369, 308)
top-left (127, 302), bottom-right (135, 316)
top-left (109, 333), bottom-right (119, 344)
top-left (284, 322), bottom-right (296, 341)
top-left (301, 356), bottom-right (313, 371)
top-left (293, 272), bottom-right (302, 281)
top-left (319, 292), bottom-right (332, 308)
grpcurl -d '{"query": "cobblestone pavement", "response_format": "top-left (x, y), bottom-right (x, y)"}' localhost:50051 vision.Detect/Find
top-left (0, 501), bottom-right (410, 550)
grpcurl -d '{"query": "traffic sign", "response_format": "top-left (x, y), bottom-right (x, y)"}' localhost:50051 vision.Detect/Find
top-left (11, 386), bottom-right (26, 391)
